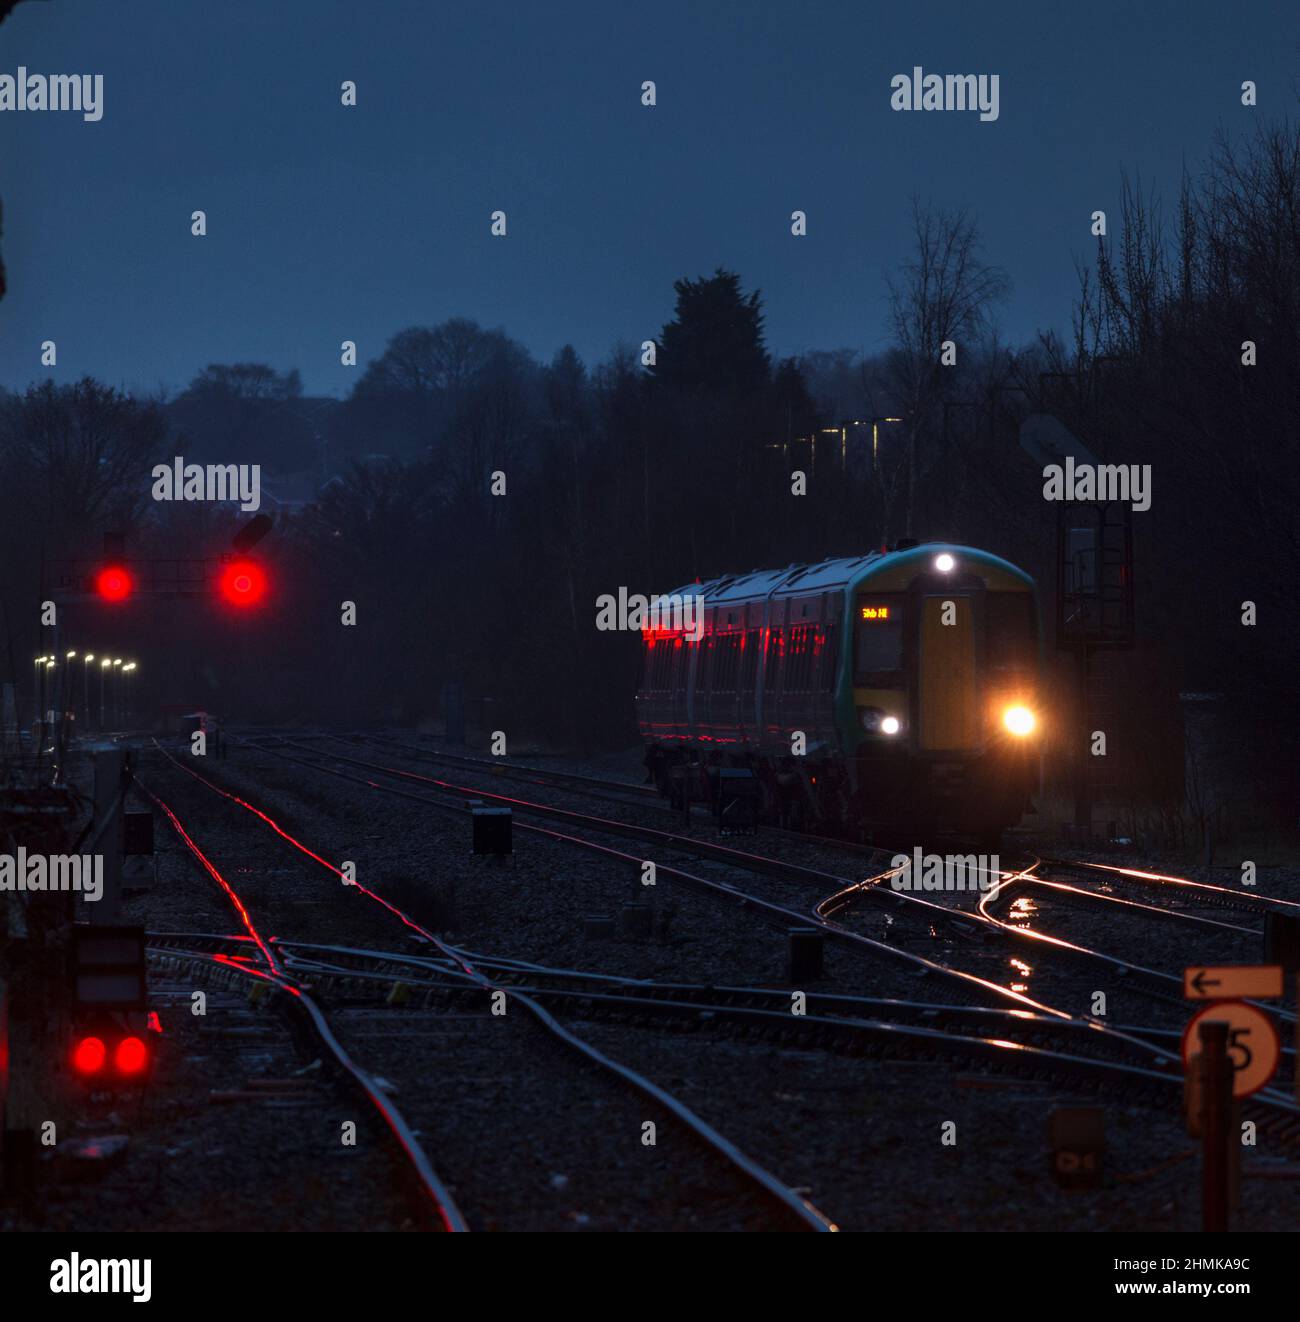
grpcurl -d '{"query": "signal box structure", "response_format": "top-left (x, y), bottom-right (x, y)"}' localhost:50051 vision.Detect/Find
top-left (70, 925), bottom-right (147, 1012)
top-left (1056, 501), bottom-right (1134, 648)
top-left (1020, 414), bottom-right (1137, 837)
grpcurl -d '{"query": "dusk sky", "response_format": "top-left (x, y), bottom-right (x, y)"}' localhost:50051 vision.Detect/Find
top-left (1, 0), bottom-right (1294, 397)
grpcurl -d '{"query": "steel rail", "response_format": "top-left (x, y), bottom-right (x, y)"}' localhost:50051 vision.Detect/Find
top-left (1040, 855), bottom-right (1300, 918)
top-left (329, 735), bottom-right (1297, 933)
top-left (148, 930), bottom-right (1300, 1153)
top-left (261, 737), bottom-right (1264, 1029)
top-left (235, 735), bottom-right (1231, 1079)
top-left (986, 872), bottom-right (1257, 934)
top-left (329, 731), bottom-right (661, 800)
top-left (226, 736), bottom-right (1300, 1104)
top-left (135, 777), bottom-right (469, 1232)
top-left (146, 741), bottom-right (836, 1232)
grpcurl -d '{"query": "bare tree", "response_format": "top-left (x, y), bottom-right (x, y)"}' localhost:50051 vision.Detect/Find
top-left (884, 200), bottom-right (1009, 537)
top-left (0, 378), bottom-right (164, 537)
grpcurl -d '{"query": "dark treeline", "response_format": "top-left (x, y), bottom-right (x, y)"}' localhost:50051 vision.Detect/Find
top-left (1, 120), bottom-right (1297, 839)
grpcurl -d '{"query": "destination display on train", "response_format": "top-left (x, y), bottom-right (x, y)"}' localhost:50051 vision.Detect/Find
top-left (860, 605), bottom-right (891, 620)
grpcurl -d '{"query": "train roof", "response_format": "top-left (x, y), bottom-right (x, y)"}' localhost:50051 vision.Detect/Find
top-left (662, 542), bottom-right (1034, 607)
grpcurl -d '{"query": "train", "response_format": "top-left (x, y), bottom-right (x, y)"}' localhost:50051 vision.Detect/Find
top-left (636, 541), bottom-right (1042, 845)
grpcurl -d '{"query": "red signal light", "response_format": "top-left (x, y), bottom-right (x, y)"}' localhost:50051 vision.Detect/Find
top-left (73, 1035), bottom-right (107, 1075)
top-left (218, 559), bottom-right (267, 608)
top-left (95, 566), bottom-right (133, 602)
top-left (115, 1036), bottom-right (149, 1075)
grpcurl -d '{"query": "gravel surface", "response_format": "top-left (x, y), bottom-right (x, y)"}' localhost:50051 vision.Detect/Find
top-left (17, 732), bottom-right (1297, 1233)
top-left (300, 734), bottom-right (1300, 1034)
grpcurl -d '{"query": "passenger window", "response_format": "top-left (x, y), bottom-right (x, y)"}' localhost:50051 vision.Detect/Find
top-left (763, 629), bottom-right (784, 692)
top-left (741, 630), bottom-right (760, 692)
top-left (821, 624), bottom-right (840, 692)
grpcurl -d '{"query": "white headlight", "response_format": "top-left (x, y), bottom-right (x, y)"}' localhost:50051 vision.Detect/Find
top-left (880, 716), bottom-right (901, 735)
top-left (1003, 705), bottom-right (1036, 736)
top-left (934, 553), bottom-right (955, 572)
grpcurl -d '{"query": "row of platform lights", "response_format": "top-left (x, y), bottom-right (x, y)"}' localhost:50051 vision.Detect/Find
top-left (34, 652), bottom-right (138, 729)
top-left (767, 418), bottom-right (905, 471)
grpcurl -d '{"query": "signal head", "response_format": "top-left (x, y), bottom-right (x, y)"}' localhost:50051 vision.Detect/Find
top-left (115, 1036), bottom-right (149, 1076)
top-left (72, 1035), bottom-right (107, 1075)
top-left (218, 559), bottom-right (267, 608)
top-left (95, 565), bottom-right (133, 602)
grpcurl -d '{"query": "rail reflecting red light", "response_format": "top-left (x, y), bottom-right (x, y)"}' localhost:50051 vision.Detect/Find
top-left (135, 774), bottom-right (468, 1232)
top-left (138, 781), bottom-right (283, 976)
top-left (149, 739), bottom-right (454, 952)
top-left (165, 736), bottom-right (835, 1232)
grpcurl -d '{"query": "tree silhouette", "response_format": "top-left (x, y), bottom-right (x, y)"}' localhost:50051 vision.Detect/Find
top-left (651, 268), bottom-right (770, 395)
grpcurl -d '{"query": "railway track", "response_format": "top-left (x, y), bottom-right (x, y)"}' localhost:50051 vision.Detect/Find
top-left (983, 872), bottom-right (1259, 935)
top-left (245, 733), bottom-right (1293, 1032)
top-left (1040, 856), bottom-right (1300, 922)
top-left (135, 777), bottom-right (469, 1232)
top-left (145, 930), bottom-right (1185, 1105)
top-left (139, 746), bottom-right (836, 1232)
top-left (323, 731), bottom-right (1294, 932)
top-left (212, 733), bottom-right (1300, 1135)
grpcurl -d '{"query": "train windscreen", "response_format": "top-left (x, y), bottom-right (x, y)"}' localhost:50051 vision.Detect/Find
top-left (854, 596), bottom-right (904, 684)
top-left (984, 592), bottom-right (1037, 672)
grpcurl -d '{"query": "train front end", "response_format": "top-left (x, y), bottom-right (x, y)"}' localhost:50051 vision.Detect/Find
top-left (842, 544), bottom-right (1041, 841)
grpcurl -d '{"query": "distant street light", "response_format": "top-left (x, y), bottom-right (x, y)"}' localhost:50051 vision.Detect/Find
top-left (122, 661), bottom-right (137, 724)
top-left (871, 416), bottom-right (904, 470)
top-left (34, 655), bottom-right (47, 743)
top-left (83, 654), bottom-right (95, 731)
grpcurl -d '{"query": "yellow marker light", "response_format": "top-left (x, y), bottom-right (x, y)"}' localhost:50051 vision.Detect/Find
top-left (1003, 705), bottom-right (1036, 737)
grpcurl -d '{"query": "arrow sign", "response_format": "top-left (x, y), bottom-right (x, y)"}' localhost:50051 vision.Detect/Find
top-left (1184, 964), bottom-right (1283, 1001)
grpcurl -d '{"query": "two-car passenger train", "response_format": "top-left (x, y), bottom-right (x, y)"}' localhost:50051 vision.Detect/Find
top-left (636, 542), bottom-right (1042, 845)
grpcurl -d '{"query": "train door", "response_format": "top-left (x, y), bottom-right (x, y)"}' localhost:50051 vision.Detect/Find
top-left (918, 594), bottom-right (978, 751)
